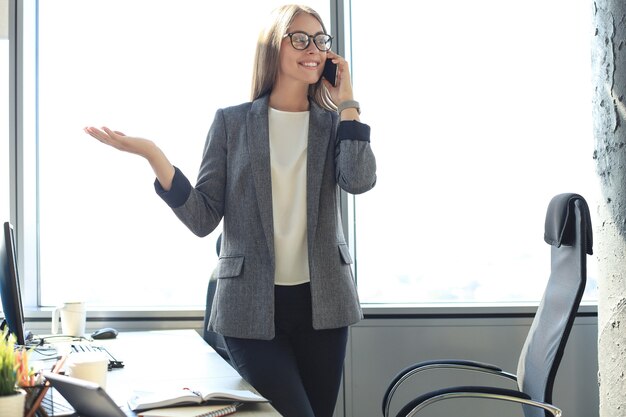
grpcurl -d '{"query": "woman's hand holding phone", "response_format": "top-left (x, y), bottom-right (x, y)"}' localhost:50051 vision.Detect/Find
top-left (322, 52), bottom-right (359, 120)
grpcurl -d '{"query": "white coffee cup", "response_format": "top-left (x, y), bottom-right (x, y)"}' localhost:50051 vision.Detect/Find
top-left (67, 352), bottom-right (108, 389)
top-left (51, 301), bottom-right (87, 336)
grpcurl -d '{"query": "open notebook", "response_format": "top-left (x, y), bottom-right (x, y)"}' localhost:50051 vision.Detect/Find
top-left (128, 386), bottom-right (266, 412)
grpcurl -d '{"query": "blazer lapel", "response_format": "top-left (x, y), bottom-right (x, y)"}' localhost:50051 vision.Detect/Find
top-left (246, 97), bottom-right (275, 262)
top-left (306, 101), bottom-right (333, 247)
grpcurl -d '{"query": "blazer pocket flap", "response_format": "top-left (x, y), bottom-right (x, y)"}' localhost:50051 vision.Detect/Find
top-left (338, 243), bottom-right (353, 265)
top-left (215, 256), bottom-right (244, 278)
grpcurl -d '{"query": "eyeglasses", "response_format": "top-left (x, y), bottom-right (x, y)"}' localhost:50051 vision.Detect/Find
top-left (284, 31), bottom-right (333, 52)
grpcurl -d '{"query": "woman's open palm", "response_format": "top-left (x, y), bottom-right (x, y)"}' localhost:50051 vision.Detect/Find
top-left (84, 126), bottom-right (155, 158)
top-left (84, 126), bottom-right (175, 189)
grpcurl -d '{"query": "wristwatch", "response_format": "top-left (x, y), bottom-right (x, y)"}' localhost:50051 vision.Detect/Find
top-left (337, 100), bottom-right (361, 115)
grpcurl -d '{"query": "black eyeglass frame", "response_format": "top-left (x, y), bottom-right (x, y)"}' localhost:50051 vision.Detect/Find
top-left (283, 31), bottom-right (333, 52)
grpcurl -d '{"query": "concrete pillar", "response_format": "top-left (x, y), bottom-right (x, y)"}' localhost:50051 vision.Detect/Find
top-left (591, 1), bottom-right (626, 415)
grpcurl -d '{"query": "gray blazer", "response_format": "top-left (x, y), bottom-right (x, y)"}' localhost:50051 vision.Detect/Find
top-left (156, 95), bottom-right (377, 339)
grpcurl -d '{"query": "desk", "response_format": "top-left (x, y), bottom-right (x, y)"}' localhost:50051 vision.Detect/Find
top-left (88, 330), bottom-right (281, 416)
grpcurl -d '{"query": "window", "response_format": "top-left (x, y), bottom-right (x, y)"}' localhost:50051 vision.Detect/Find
top-left (13, 0), bottom-right (599, 309)
top-left (21, 0), bottom-right (330, 307)
top-left (348, 0), bottom-right (599, 304)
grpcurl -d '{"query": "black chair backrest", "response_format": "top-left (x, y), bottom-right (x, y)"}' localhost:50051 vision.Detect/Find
top-left (516, 193), bottom-right (592, 417)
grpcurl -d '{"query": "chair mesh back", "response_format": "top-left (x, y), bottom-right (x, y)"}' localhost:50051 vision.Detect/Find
top-left (516, 195), bottom-right (591, 417)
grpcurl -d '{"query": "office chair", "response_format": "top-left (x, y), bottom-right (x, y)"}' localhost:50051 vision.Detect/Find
top-left (382, 193), bottom-right (593, 417)
top-left (202, 234), bottom-right (231, 363)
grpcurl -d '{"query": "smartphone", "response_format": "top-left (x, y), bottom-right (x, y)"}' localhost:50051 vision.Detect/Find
top-left (322, 59), bottom-right (338, 87)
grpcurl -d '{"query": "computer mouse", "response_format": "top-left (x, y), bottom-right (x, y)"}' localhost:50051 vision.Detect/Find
top-left (91, 327), bottom-right (118, 340)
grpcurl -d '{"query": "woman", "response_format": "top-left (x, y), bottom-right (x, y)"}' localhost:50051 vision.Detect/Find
top-left (84, 4), bottom-right (376, 416)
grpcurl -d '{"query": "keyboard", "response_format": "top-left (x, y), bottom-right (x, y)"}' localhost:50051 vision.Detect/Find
top-left (70, 343), bottom-right (125, 370)
top-left (40, 387), bottom-right (75, 417)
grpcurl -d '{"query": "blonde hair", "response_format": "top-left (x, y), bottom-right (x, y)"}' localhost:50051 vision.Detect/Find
top-left (250, 4), bottom-right (336, 111)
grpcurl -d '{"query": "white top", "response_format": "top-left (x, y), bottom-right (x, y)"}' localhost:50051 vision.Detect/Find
top-left (268, 107), bottom-right (310, 285)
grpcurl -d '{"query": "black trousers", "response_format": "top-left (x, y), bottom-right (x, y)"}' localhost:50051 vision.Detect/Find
top-left (224, 283), bottom-right (348, 417)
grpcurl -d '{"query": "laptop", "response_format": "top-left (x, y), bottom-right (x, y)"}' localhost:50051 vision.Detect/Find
top-left (43, 372), bottom-right (136, 417)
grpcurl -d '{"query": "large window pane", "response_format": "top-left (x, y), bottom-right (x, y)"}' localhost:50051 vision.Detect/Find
top-left (350, 0), bottom-right (598, 304)
top-left (32, 1), bottom-right (330, 307)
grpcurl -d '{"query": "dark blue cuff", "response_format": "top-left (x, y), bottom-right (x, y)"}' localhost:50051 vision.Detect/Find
top-left (154, 166), bottom-right (192, 208)
top-left (337, 120), bottom-right (371, 142)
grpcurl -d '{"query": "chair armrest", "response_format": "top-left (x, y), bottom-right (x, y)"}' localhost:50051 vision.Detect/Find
top-left (395, 386), bottom-right (562, 417)
top-left (383, 360), bottom-right (517, 417)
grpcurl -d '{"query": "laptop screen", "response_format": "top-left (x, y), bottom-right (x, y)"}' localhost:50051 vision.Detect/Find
top-left (44, 372), bottom-right (133, 417)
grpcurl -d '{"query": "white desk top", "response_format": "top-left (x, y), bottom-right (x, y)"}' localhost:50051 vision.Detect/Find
top-left (85, 329), bottom-right (281, 416)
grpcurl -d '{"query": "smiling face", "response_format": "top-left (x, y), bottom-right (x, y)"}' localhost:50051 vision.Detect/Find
top-left (277, 12), bottom-right (327, 88)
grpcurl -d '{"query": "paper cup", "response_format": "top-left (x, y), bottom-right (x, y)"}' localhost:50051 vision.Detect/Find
top-left (68, 352), bottom-right (108, 389)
